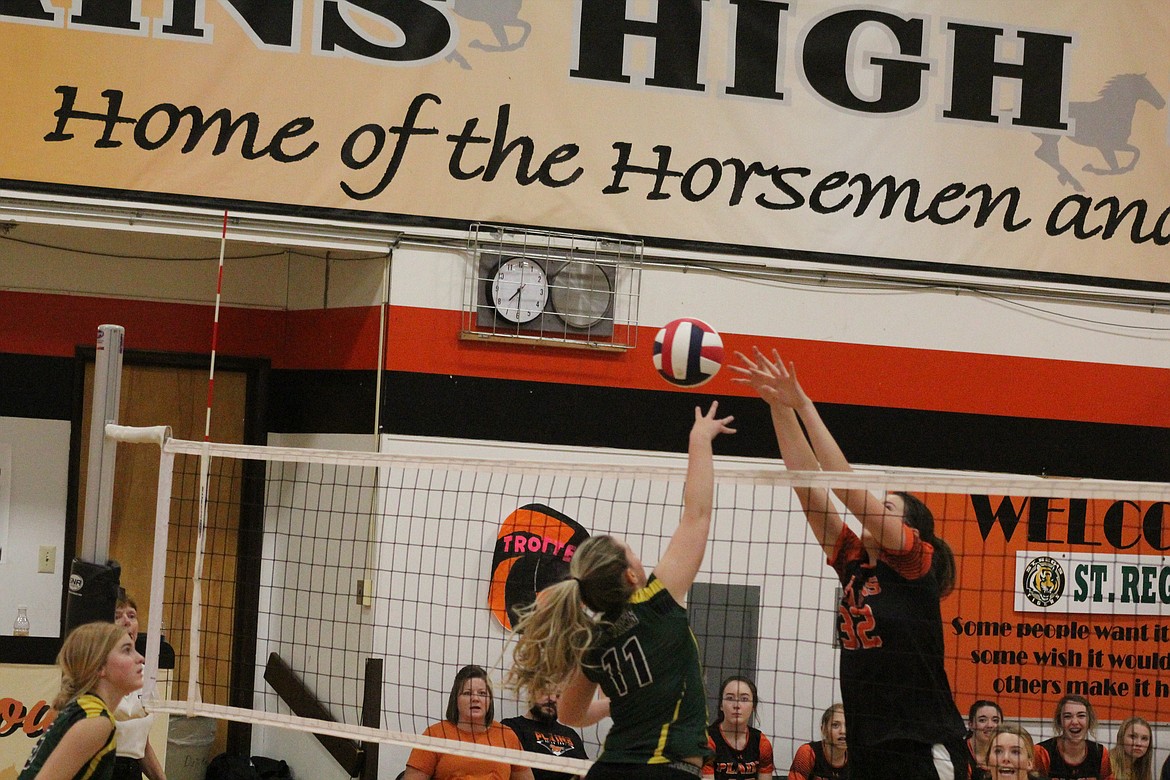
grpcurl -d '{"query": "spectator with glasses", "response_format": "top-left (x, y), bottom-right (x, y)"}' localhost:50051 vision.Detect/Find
top-left (703, 676), bottom-right (774, 780)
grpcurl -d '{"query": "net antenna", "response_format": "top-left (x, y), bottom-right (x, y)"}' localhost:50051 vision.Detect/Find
top-left (188, 208), bottom-right (230, 708)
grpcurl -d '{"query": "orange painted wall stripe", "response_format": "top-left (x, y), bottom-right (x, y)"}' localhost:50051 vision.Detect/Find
top-left (279, 307), bottom-right (383, 370)
top-left (385, 306), bottom-right (1170, 429)
top-left (0, 291), bottom-right (381, 370)
top-left (0, 291), bottom-right (283, 360)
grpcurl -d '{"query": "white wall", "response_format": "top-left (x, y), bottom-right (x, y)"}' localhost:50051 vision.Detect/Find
top-left (6, 220), bottom-right (1169, 372)
top-left (249, 433), bottom-right (377, 780)
top-left (7, 219), bottom-right (1170, 773)
top-left (0, 417), bottom-right (70, 635)
top-left (388, 242), bottom-right (1170, 370)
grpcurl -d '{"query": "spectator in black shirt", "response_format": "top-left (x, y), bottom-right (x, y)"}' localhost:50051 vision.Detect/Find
top-left (502, 690), bottom-right (589, 780)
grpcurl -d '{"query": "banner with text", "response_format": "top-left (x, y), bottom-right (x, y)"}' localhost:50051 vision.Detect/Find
top-left (944, 491), bottom-right (1170, 721)
top-left (0, 663), bottom-right (58, 775)
top-left (2, 2), bottom-right (1170, 286)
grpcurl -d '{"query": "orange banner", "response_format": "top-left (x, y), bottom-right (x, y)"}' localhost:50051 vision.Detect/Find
top-left (942, 492), bottom-right (1170, 721)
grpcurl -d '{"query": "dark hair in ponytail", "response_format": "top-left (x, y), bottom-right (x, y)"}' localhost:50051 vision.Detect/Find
top-left (896, 492), bottom-right (956, 596)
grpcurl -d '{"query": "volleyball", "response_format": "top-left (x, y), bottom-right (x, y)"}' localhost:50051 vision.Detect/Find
top-left (652, 318), bottom-right (725, 387)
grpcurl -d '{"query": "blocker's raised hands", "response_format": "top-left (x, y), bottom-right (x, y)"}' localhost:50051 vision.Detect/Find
top-left (730, 347), bottom-right (810, 410)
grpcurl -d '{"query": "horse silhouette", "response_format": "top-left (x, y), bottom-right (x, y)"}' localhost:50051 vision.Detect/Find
top-left (1034, 73), bottom-right (1165, 192)
top-left (447, 0), bottom-right (531, 70)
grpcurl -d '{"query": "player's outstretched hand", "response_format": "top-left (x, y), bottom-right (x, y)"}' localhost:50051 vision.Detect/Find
top-left (729, 347), bottom-right (810, 410)
top-left (692, 401), bottom-right (736, 441)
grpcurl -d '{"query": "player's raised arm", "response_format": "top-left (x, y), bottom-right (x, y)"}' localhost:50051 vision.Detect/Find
top-left (734, 348), bottom-right (903, 553)
top-left (511, 403), bottom-right (736, 776)
top-left (655, 402), bottom-right (735, 604)
top-left (731, 349), bottom-right (844, 555)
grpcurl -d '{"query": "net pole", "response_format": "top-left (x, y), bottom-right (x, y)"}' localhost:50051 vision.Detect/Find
top-left (187, 209), bottom-right (229, 707)
top-left (80, 324), bottom-right (124, 563)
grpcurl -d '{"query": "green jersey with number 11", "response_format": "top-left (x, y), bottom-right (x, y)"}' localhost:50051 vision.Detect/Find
top-left (582, 576), bottom-right (712, 766)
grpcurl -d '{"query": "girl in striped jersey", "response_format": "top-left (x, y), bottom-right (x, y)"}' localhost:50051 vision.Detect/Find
top-left (986, 725), bottom-right (1042, 780)
top-left (1034, 695), bottom-right (1113, 780)
top-left (704, 676), bottom-right (775, 780)
top-left (787, 704), bottom-right (848, 780)
top-left (733, 349), bottom-right (968, 780)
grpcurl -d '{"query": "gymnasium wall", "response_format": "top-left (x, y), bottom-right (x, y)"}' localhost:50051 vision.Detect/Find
top-left (2, 1), bottom-right (1169, 775)
top-left (4, 232), bottom-right (1169, 477)
top-left (3, 224), bottom-right (1170, 779)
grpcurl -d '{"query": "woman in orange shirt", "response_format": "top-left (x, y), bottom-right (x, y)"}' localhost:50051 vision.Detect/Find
top-left (404, 665), bottom-right (535, 780)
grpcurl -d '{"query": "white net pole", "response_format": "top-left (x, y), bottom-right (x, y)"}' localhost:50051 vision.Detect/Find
top-left (81, 324), bottom-right (124, 563)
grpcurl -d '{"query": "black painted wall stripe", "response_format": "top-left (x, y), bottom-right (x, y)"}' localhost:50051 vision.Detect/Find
top-left (0, 354), bottom-right (75, 420)
top-left (389, 373), bottom-right (1170, 480)
top-left (5, 357), bottom-right (1162, 481)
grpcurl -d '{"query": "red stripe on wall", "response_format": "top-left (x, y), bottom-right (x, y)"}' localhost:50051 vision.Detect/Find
top-left (278, 307), bottom-right (382, 370)
top-left (384, 306), bottom-right (1170, 429)
top-left (0, 291), bottom-right (282, 359)
top-left (0, 291), bottom-right (382, 370)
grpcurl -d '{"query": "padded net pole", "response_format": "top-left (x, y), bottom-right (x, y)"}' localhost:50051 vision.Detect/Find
top-left (80, 324), bottom-right (124, 563)
top-left (67, 325), bottom-right (126, 634)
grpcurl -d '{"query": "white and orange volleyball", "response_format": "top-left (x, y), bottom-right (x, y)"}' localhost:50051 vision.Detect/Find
top-left (652, 318), bottom-right (724, 387)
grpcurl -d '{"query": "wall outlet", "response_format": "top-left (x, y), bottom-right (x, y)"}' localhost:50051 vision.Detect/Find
top-left (38, 546), bottom-right (55, 574)
top-left (355, 577), bottom-right (373, 607)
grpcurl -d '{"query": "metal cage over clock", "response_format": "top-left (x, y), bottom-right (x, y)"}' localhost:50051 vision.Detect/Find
top-left (462, 224), bottom-right (642, 350)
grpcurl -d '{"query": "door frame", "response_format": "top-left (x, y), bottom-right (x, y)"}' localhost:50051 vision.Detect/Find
top-left (68, 347), bottom-right (270, 752)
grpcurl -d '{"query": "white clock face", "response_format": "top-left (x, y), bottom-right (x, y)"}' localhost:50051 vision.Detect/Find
top-left (491, 258), bottom-right (548, 323)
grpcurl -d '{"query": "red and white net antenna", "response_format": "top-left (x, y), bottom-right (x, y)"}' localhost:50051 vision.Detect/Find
top-left (188, 208), bottom-right (229, 709)
top-left (204, 209), bottom-right (228, 443)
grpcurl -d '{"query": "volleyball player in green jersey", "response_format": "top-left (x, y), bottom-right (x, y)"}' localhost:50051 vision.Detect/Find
top-left (21, 622), bottom-right (145, 780)
top-left (509, 403), bottom-right (736, 779)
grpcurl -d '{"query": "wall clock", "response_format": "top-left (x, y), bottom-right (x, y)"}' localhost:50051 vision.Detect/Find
top-left (550, 260), bottom-right (613, 329)
top-left (487, 257), bottom-right (549, 324)
top-left (471, 247), bottom-right (623, 343)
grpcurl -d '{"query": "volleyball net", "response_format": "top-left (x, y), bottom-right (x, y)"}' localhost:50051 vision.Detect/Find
top-left (128, 428), bottom-right (1170, 775)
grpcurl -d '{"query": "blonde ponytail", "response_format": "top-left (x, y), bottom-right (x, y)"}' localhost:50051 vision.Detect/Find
top-left (508, 535), bottom-right (634, 699)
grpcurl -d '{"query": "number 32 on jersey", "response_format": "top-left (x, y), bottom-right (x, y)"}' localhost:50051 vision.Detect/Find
top-left (839, 576), bottom-right (883, 651)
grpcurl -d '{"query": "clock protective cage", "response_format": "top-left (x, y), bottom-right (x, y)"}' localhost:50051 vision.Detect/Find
top-left (463, 225), bottom-right (642, 350)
